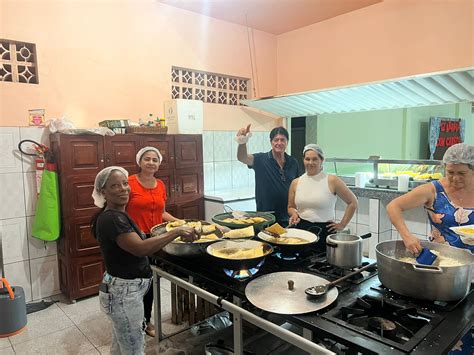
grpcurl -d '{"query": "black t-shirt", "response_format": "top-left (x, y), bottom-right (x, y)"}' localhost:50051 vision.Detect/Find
top-left (95, 209), bottom-right (152, 279)
top-left (249, 151), bottom-right (301, 224)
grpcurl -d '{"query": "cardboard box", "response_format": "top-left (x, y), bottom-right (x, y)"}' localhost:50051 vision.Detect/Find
top-left (164, 99), bottom-right (203, 134)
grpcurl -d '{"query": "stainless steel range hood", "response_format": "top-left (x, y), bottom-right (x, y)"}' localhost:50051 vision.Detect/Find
top-left (242, 68), bottom-right (474, 118)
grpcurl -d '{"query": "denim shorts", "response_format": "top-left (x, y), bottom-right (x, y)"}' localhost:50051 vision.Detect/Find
top-left (99, 272), bottom-right (152, 355)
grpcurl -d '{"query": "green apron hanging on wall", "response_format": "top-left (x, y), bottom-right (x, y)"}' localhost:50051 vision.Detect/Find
top-left (32, 162), bottom-right (61, 241)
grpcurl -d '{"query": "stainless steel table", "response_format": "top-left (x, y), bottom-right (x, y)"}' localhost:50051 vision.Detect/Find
top-left (151, 265), bottom-right (334, 355)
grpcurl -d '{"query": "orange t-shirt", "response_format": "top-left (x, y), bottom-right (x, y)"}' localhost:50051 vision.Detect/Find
top-left (126, 175), bottom-right (167, 234)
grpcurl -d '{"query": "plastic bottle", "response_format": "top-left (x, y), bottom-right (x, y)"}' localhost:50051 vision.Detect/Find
top-left (160, 117), bottom-right (166, 127)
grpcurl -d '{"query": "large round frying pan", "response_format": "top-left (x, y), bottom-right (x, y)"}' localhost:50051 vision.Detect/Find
top-left (212, 211), bottom-right (275, 231)
top-left (150, 220), bottom-right (223, 257)
top-left (206, 239), bottom-right (274, 270)
top-left (257, 228), bottom-right (319, 254)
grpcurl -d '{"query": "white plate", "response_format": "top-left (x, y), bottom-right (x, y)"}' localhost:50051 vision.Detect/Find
top-left (258, 228), bottom-right (318, 244)
top-left (450, 225), bottom-right (474, 245)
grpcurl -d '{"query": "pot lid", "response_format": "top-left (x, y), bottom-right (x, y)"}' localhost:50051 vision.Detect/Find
top-left (245, 272), bottom-right (338, 314)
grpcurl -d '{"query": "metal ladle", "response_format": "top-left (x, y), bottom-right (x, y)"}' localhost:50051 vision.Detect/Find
top-left (305, 262), bottom-right (377, 297)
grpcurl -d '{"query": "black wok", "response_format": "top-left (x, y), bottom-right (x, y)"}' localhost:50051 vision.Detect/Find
top-left (256, 227), bottom-right (319, 254)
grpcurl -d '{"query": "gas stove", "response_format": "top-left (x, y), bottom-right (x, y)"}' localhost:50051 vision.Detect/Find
top-left (152, 248), bottom-right (473, 354)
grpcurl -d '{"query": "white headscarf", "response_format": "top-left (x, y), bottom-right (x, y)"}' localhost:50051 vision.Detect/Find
top-left (443, 143), bottom-right (473, 168)
top-left (303, 144), bottom-right (324, 159)
top-left (136, 146), bottom-right (163, 165)
top-left (92, 166), bottom-right (129, 208)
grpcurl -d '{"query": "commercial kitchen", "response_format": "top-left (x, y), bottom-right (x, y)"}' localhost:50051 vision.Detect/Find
top-left (1, 0), bottom-right (473, 354)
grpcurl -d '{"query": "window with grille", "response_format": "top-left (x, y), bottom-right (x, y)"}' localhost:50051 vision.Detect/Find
top-left (171, 67), bottom-right (250, 105)
top-left (0, 39), bottom-right (39, 84)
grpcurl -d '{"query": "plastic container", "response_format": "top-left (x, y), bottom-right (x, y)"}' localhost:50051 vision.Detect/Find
top-left (397, 175), bottom-right (410, 192)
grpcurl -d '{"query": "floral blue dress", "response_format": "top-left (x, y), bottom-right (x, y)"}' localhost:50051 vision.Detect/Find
top-left (426, 181), bottom-right (474, 252)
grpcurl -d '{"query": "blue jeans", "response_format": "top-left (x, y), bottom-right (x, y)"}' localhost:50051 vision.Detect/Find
top-left (99, 272), bottom-right (152, 355)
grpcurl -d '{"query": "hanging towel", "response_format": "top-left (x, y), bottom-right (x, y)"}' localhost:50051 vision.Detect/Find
top-left (32, 162), bottom-right (61, 241)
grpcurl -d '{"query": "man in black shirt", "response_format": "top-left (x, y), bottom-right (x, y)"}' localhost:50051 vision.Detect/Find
top-left (236, 125), bottom-right (301, 225)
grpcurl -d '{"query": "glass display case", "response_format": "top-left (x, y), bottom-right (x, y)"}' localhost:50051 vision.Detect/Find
top-left (323, 158), bottom-right (444, 190)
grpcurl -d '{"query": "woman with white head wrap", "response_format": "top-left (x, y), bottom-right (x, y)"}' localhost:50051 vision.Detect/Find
top-left (388, 143), bottom-right (474, 254)
top-left (287, 144), bottom-right (358, 250)
top-left (91, 166), bottom-right (196, 353)
top-left (126, 146), bottom-right (179, 337)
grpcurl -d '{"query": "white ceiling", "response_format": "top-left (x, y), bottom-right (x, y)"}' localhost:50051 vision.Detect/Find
top-left (243, 68), bottom-right (474, 117)
top-left (157, 0), bottom-right (382, 34)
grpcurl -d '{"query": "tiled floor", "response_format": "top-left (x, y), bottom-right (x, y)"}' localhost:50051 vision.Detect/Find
top-left (0, 279), bottom-right (195, 355)
top-left (1, 279), bottom-right (309, 355)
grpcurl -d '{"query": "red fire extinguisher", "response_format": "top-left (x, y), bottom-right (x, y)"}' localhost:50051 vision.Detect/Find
top-left (18, 140), bottom-right (50, 196)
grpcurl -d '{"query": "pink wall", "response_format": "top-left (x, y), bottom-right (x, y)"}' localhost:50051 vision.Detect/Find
top-left (0, 0), bottom-right (278, 128)
top-left (277, 0), bottom-right (474, 94)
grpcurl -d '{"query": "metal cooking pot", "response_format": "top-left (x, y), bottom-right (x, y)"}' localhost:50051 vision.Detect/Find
top-left (376, 240), bottom-right (474, 301)
top-left (206, 239), bottom-right (273, 270)
top-left (326, 233), bottom-right (372, 268)
top-left (150, 220), bottom-right (223, 257)
top-left (257, 228), bottom-right (319, 255)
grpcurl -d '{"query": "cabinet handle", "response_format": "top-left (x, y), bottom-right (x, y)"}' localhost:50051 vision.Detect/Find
top-left (170, 156), bottom-right (175, 160)
top-left (175, 184), bottom-right (180, 193)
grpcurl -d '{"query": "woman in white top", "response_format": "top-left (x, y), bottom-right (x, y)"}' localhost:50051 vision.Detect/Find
top-left (288, 144), bottom-right (358, 250)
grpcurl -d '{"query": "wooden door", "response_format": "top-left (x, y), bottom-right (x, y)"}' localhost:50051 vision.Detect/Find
top-left (65, 215), bottom-right (100, 257)
top-left (63, 175), bottom-right (99, 218)
top-left (174, 135), bottom-right (202, 169)
top-left (155, 169), bottom-right (175, 203)
top-left (104, 135), bottom-right (140, 174)
top-left (176, 198), bottom-right (204, 220)
top-left (71, 254), bottom-right (105, 300)
top-left (141, 135), bottom-right (175, 170)
top-left (53, 135), bottom-right (105, 176)
top-left (175, 167), bottom-right (203, 202)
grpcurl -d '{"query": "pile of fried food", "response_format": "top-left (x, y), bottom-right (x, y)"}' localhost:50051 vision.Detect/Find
top-left (222, 216), bottom-right (267, 225)
top-left (165, 220), bottom-right (220, 243)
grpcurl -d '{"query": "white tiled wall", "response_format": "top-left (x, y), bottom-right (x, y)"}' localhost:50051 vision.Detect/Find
top-left (203, 130), bottom-right (272, 193)
top-left (0, 127), bottom-right (59, 302)
top-left (334, 196), bottom-right (431, 259)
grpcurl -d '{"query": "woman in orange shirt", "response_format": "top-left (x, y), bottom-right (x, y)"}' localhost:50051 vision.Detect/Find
top-left (126, 146), bottom-right (178, 337)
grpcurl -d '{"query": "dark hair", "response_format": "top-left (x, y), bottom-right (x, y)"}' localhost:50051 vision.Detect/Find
top-left (269, 127), bottom-right (289, 141)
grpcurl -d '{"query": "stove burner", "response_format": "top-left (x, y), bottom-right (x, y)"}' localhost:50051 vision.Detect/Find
top-left (368, 317), bottom-right (397, 338)
top-left (308, 260), bottom-right (377, 284)
top-left (223, 260), bottom-right (265, 280)
top-left (273, 252), bottom-right (299, 261)
top-left (335, 296), bottom-right (431, 345)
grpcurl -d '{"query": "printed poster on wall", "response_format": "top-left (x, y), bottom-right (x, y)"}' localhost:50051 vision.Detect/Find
top-left (428, 117), bottom-right (465, 160)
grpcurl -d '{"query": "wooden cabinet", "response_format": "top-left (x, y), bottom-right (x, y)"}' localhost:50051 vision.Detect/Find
top-left (51, 133), bottom-right (203, 301)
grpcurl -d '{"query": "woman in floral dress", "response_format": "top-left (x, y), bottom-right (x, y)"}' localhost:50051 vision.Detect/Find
top-left (387, 143), bottom-right (473, 254)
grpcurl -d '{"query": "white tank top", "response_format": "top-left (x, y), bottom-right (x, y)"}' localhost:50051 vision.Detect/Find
top-left (295, 172), bottom-right (336, 223)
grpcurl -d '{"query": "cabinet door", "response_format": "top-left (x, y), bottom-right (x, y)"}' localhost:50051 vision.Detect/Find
top-left (141, 135), bottom-right (175, 170)
top-left (65, 216), bottom-right (100, 257)
top-left (174, 135), bottom-right (202, 169)
top-left (72, 254), bottom-right (105, 300)
top-left (155, 169), bottom-right (175, 203)
top-left (177, 198), bottom-right (204, 220)
top-left (104, 135), bottom-right (140, 174)
top-left (63, 175), bottom-right (99, 218)
top-left (175, 167), bottom-right (203, 202)
top-left (59, 253), bottom-right (105, 301)
top-left (56, 135), bottom-right (105, 176)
